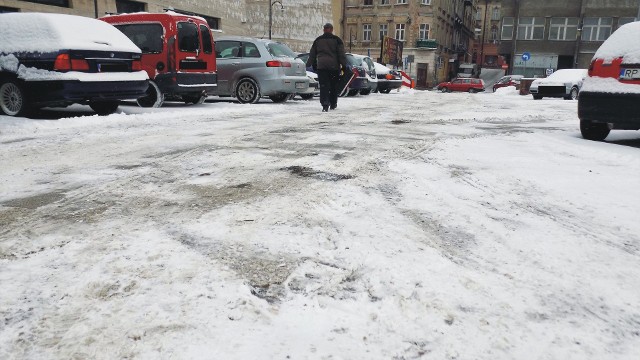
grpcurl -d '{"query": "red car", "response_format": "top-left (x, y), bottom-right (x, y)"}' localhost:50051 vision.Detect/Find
top-left (437, 78), bottom-right (485, 93)
top-left (492, 75), bottom-right (524, 92)
top-left (578, 21), bottom-right (640, 141)
top-left (101, 11), bottom-right (217, 107)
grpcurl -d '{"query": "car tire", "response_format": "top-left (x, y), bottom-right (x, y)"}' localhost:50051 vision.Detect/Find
top-left (379, 88), bottom-right (392, 94)
top-left (468, 88), bottom-right (477, 93)
top-left (0, 79), bottom-right (30, 117)
top-left (183, 93), bottom-right (207, 104)
top-left (269, 93), bottom-right (289, 103)
top-left (347, 89), bottom-right (359, 97)
top-left (580, 120), bottom-right (611, 141)
top-left (299, 94), bottom-right (314, 100)
top-left (533, 95), bottom-right (542, 100)
top-left (235, 78), bottom-right (261, 104)
top-left (89, 100), bottom-right (120, 115)
top-left (360, 89), bottom-right (371, 95)
top-left (441, 87), bottom-right (449, 93)
top-left (568, 87), bottom-right (579, 100)
top-left (137, 81), bottom-right (165, 108)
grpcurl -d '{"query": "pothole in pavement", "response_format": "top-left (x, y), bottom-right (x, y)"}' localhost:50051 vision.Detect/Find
top-left (281, 166), bottom-right (354, 181)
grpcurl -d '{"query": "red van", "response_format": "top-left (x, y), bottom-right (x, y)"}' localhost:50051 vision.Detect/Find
top-left (101, 11), bottom-right (217, 107)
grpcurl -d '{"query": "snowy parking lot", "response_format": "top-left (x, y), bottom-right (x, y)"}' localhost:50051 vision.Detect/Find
top-left (1, 89), bottom-right (639, 359)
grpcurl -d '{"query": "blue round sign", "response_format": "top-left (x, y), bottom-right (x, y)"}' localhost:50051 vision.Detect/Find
top-left (522, 52), bottom-right (531, 62)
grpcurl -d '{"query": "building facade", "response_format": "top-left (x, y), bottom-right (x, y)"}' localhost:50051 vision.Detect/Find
top-left (471, 0), bottom-right (504, 68)
top-left (0, 0), bottom-right (334, 52)
top-left (341, 0), bottom-right (477, 88)
top-left (498, 0), bottom-right (638, 77)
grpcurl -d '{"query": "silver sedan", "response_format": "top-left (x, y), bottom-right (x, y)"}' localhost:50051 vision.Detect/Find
top-left (212, 36), bottom-right (309, 103)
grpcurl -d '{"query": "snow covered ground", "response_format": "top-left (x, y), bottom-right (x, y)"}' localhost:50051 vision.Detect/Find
top-left (1, 89), bottom-right (639, 359)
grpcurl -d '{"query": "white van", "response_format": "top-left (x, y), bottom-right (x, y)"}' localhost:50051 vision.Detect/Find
top-left (457, 63), bottom-right (480, 78)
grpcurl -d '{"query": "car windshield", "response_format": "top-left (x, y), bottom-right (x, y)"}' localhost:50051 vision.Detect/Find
top-left (461, 68), bottom-right (473, 74)
top-left (115, 24), bottom-right (163, 54)
top-left (267, 42), bottom-right (296, 57)
top-left (346, 55), bottom-right (361, 66)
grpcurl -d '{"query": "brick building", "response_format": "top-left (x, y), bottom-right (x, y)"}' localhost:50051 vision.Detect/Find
top-left (339, 0), bottom-right (477, 88)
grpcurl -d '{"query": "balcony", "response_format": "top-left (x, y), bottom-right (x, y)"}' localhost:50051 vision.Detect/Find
top-left (416, 39), bottom-right (438, 49)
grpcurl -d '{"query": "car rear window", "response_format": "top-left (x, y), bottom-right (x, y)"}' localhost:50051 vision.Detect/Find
top-left (200, 25), bottom-right (213, 54)
top-left (114, 24), bottom-right (163, 54)
top-left (177, 22), bottom-right (199, 52)
top-left (267, 42), bottom-right (296, 57)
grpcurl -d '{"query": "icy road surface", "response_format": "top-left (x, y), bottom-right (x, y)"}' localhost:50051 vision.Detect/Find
top-left (1, 89), bottom-right (639, 359)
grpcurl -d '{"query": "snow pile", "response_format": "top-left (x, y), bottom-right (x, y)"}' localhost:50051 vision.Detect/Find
top-left (0, 13), bottom-right (140, 54)
top-left (493, 86), bottom-right (519, 96)
top-left (593, 21), bottom-right (640, 63)
top-left (0, 54), bottom-right (19, 72)
top-left (581, 76), bottom-right (640, 94)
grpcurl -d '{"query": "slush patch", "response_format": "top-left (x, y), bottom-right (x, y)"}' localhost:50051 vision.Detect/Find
top-left (281, 166), bottom-right (353, 181)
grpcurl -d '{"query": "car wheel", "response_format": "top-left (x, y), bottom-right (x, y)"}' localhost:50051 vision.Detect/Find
top-left (468, 88), bottom-right (477, 93)
top-left (379, 88), bottom-right (391, 94)
top-left (235, 78), bottom-right (261, 104)
top-left (183, 93), bottom-right (207, 104)
top-left (137, 81), bottom-right (164, 108)
top-left (580, 120), bottom-right (611, 141)
top-left (269, 93), bottom-right (289, 103)
top-left (533, 95), bottom-right (542, 100)
top-left (441, 87), bottom-right (449, 93)
top-left (0, 79), bottom-right (29, 117)
top-left (360, 89), bottom-right (371, 95)
top-left (347, 89), bottom-right (359, 97)
top-left (569, 87), bottom-right (579, 100)
top-left (299, 94), bottom-right (314, 100)
top-left (89, 100), bottom-right (120, 115)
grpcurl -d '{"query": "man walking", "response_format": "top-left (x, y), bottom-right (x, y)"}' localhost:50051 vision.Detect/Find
top-left (307, 23), bottom-right (347, 112)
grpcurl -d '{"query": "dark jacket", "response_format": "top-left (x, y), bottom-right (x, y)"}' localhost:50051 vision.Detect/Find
top-left (307, 32), bottom-right (347, 72)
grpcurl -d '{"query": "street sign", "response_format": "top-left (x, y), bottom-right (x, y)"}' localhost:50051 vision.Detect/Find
top-left (522, 52), bottom-right (531, 62)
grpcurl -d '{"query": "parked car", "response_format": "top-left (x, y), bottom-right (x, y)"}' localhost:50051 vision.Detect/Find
top-left (101, 11), bottom-right (217, 108)
top-left (296, 52), bottom-right (312, 72)
top-left (529, 69), bottom-right (587, 100)
top-left (437, 78), bottom-right (485, 93)
top-left (457, 63), bottom-right (480, 78)
top-left (374, 62), bottom-right (402, 93)
top-left (349, 54), bottom-right (378, 95)
top-left (492, 75), bottom-right (524, 92)
top-left (211, 36), bottom-right (309, 103)
top-left (298, 70), bottom-right (319, 100)
top-left (578, 21), bottom-right (640, 141)
top-left (343, 53), bottom-right (369, 96)
top-left (0, 13), bottom-right (148, 117)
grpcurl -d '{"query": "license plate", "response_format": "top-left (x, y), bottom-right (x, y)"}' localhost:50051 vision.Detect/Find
top-left (295, 82), bottom-right (306, 89)
top-left (620, 68), bottom-right (640, 80)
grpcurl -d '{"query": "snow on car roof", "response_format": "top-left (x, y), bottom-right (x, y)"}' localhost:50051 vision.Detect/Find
top-left (546, 69), bottom-right (587, 81)
top-left (374, 62), bottom-right (391, 74)
top-left (0, 13), bottom-right (140, 54)
top-left (593, 21), bottom-right (640, 63)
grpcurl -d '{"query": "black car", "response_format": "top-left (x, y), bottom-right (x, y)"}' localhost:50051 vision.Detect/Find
top-left (0, 13), bottom-right (149, 117)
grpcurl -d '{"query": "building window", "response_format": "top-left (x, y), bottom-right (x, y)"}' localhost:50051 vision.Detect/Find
top-left (397, 0), bottom-right (408, 4)
top-left (618, 17), bottom-right (635, 29)
top-left (379, 24), bottom-right (388, 41)
top-left (475, 9), bottom-right (482, 21)
top-left (490, 26), bottom-right (498, 41)
top-left (116, 0), bottom-right (146, 13)
top-left (380, 0), bottom-right (390, 5)
top-left (491, 7), bottom-right (500, 21)
top-left (364, 0), bottom-right (373, 5)
top-left (421, 0), bottom-right (431, 4)
top-left (419, 24), bottom-right (430, 39)
top-left (549, 17), bottom-right (578, 41)
top-left (363, 24), bottom-right (372, 41)
top-left (517, 17), bottom-right (545, 40)
top-left (20, 0), bottom-right (69, 7)
top-left (581, 17), bottom-right (612, 41)
top-left (501, 17), bottom-right (514, 40)
top-left (395, 23), bottom-right (405, 41)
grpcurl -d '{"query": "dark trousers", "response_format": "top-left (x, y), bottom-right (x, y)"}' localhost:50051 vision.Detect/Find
top-left (317, 69), bottom-right (340, 107)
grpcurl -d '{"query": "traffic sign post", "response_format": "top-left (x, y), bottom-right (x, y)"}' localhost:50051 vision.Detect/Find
top-left (521, 52), bottom-right (531, 77)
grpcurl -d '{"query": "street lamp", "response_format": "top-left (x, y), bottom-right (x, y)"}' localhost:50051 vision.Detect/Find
top-left (269, 0), bottom-right (284, 40)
